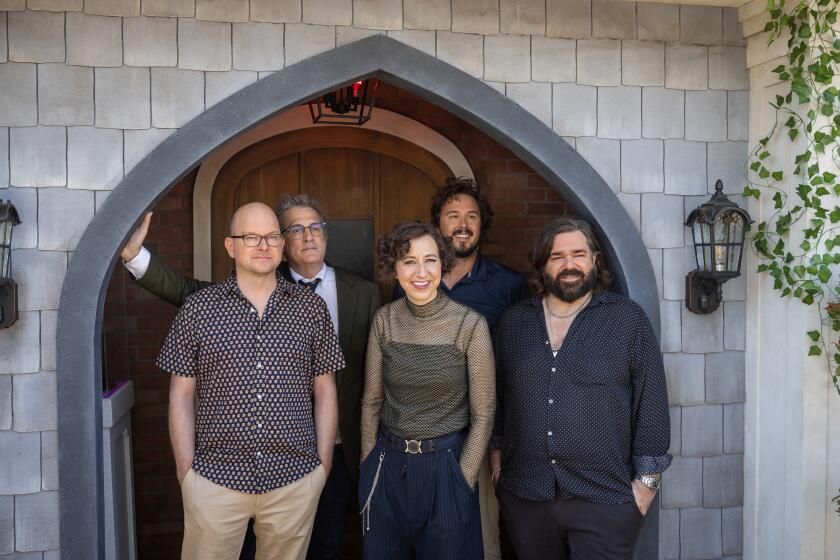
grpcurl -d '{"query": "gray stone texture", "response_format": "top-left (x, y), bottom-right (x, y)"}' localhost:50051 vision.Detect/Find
top-left (616, 192), bottom-right (640, 232)
top-left (681, 507), bottom-right (722, 559)
top-left (665, 44), bottom-right (707, 90)
top-left (642, 87), bottom-right (684, 139)
top-left (664, 352), bottom-right (705, 405)
top-left (485, 35), bottom-right (531, 82)
top-left (592, 0), bottom-right (636, 40)
top-left (196, 0), bottom-right (249, 22)
top-left (576, 137), bottom-right (619, 192)
top-left (723, 403), bottom-right (744, 455)
top-left (662, 456), bottom-right (703, 508)
top-left (452, 0), bottom-right (499, 35)
top-left (124, 16), bottom-right (178, 67)
top-left (708, 141), bottom-right (748, 194)
top-left (660, 299), bottom-right (681, 352)
top-left (4, 187), bottom-right (37, 249)
top-left (722, 506), bottom-right (744, 554)
top-left (0, 495), bottom-right (12, 554)
top-left (251, 0), bottom-right (301, 23)
top-left (179, 20), bottom-right (232, 71)
top-left (404, 0), bottom-right (449, 30)
top-left (728, 91), bottom-right (749, 141)
top-left (682, 404), bottom-right (723, 456)
top-left (531, 37), bottom-right (576, 83)
top-left (553, 83), bottom-right (597, 137)
top-left (640, 193), bottom-right (684, 248)
top-left (723, 7), bottom-right (745, 46)
top-left (622, 41), bottom-right (665, 86)
top-left (598, 86), bottom-right (641, 139)
top-left (124, 128), bottom-right (174, 172)
top-left (0, 376), bottom-right (10, 431)
top-left (710, 46), bottom-right (749, 91)
top-left (15, 491), bottom-right (59, 552)
top-left (0, 311), bottom-right (40, 374)
top-left (0, 13), bottom-right (6, 63)
top-left (686, 90), bottom-right (728, 142)
top-left (285, 24), bottom-right (336, 66)
top-left (152, 68), bottom-right (205, 129)
top-left (205, 71), bottom-right (259, 108)
top-left (682, 305), bottom-right (724, 354)
top-left (546, 0), bottom-right (591, 39)
top-left (669, 405), bottom-right (681, 455)
top-left (507, 83), bottom-right (552, 126)
top-left (724, 300), bottom-right (746, 351)
top-left (38, 187), bottom-right (94, 250)
top-left (95, 67), bottom-right (151, 129)
top-left (500, 0), bottom-right (545, 35)
top-left (66, 13), bottom-right (122, 67)
top-left (336, 26), bottom-right (382, 47)
top-left (704, 454), bottom-right (743, 507)
top-left (436, 31), bottom-right (485, 79)
top-left (386, 30), bottom-right (436, 57)
top-left (13, 372), bottom-right (57, 432)
top-left (0, 430), bottom-right (41, 493)
top-left (0, 129), bottom-right (6, 188)
top-left (705, 351), bottom-right (745, 404)
top-left (67, 127), bottom-right (123, 191)
top-left (233, 23), bottom-right (285, 71)
top-left (637, 3), bottom-right (679, 42)
top-left (659, 506), bottom-right (680, 559)
top-left (0, 63), bottom-right (37, 127)
top-left (621, 139), bottom-right (663, 193)
top-left (662, 246), bottom-right (694, 300)
top-left (8, 10), bottom-right (65, 63)
top-left (85, 0), bottom-right (139, 16)
top-left (37, 64), bottom-right (94, 126)
top-left (143, 0), bottom-right (194, 17)
top-left (14, 249), bottom-right (67, 310)
top-left (354, 0), bottom-right (403, 30)
top-left (9, 127), bottom-right (66, 188)
top-left (665, 140), bottom-right (707, 195)
top-left (0, 0), bottom-right (24, 8)
top-left (648, 247), bottom-right (664, 299)
top-left (681, 5), bottom-right (723, 45)
top-left (41, 310), bottom-right (57, 371)
top-left (41, 431), bottom-right (58, 491)
top-left (28, 0), bottom-right (83, 9)
top-left (303, 0), bottom-right (351, 25)
top-left (577, 39), bottom-right (621, 86)
top-left (95, 190), bottom-right (111, 213)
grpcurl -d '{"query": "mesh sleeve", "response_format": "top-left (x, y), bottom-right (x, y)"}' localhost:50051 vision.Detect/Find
top-left (360, 309), bottom-right (385, 463)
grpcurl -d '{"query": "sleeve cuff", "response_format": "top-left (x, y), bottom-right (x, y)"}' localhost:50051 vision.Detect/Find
top-left (123, 246), bottom-right (151, 279)
top-left (633, 453), bottom-right (672, 476)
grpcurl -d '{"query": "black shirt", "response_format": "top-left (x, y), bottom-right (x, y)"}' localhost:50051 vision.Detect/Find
top-left (490, 290), bottom-right (671, 504)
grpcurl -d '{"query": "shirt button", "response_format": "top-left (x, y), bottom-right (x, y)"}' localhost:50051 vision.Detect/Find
top-left (257, 394), bottom-right (263, 401)
top-left (256, 362), bottom-right (263, 369)
top-left (551, 367), bottom-right (556, 372)
top-left (256, 451), bottom-right (262, 458)
top-left (545, 340), bottom-right (549, 345)
top-left (550, 459), bottom-right (556, 465)
top-left (548, 399), bottom-right (554, 404)
top-left (547, 431), bottom-right (553, 436)
top-left (250, 308), bottom-right (257, 313)
top-left (257, 423), bottom-right (262, 429)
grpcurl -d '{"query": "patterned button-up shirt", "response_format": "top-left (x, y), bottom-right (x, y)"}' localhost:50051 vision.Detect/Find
top-left (490, 290), bottom-right (671, 504)
top-left (156, 270), bottom-right (345, 494)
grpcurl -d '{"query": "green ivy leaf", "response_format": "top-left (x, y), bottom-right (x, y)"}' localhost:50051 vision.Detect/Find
top-left (810, 345), bottom-right (823, 356)
top-left (809, 330), bottom-right (822, 341)
top-left (794, 265), bottom-right (806, 276)
top-left (819, 265), bottom-right (832, 283)
top-left (772, 171), bottom-right (784, 181)
top-left (801, 240), bottom-right (812, 251)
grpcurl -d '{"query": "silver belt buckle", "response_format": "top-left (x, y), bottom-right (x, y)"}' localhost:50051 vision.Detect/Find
top-left (405, 439), bottom-right (422, 454)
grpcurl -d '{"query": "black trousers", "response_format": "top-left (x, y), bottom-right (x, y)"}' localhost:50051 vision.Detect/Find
top-left (497, 486), bottom-right (644, 560)
top-left (239, 445), bottom-right (353, 560)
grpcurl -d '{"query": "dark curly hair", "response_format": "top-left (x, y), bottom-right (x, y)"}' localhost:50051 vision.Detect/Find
top-left (377, 222), bottom-right (456, 278)
top-left (430, 177), bottom-right (494, 233)
top-left (528, 217), bottom-right (613, 296)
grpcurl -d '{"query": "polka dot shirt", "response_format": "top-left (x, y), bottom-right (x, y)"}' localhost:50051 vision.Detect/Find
top-left (490, 290), bottom-right (672, 504)
top-left (156, 271), bottom-right (345, 494)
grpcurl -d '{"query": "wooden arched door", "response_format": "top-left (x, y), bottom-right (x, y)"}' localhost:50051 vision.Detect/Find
top-left (210, 127), bottom-right (455, 297)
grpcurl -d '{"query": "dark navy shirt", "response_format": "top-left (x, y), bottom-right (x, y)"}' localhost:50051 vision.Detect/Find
top-left (393, 254), bottom-right (530, 330)
top-left (490, 290), bottom-right (671, 504)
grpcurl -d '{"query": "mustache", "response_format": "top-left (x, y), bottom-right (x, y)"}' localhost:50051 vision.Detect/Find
top-left (557, 269), bottom-right (584, 279)
top-left (451, 228), bottom-right (474, 238)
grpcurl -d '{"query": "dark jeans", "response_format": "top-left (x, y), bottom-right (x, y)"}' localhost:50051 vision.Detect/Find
top-left (497, 485), bottom-right (644, 560)
top-left (359, 430), bottom-right (483, 560)
top-left (239, 445), bottom-right (353, 560)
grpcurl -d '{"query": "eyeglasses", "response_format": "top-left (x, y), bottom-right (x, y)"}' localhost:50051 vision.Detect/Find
top-left (229, 234), bottom-right (283, 247)
top-left (282, 222), bottom-right (326, 240)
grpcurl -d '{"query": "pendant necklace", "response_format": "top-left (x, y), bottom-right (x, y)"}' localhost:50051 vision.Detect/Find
top-left (544, 292), bottom-right (592, 353)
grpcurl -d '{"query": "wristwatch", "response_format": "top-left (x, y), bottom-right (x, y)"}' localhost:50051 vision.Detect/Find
top-left (636, 473), bottom-right (661, 492)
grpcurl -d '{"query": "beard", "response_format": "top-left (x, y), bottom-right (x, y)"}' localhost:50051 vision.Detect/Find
top-left (450, 227), bottom-right (480, 259)
top-left (544, 266), bottom-right (598, 303)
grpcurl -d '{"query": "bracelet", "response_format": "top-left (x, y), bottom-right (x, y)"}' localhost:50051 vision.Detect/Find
top-left (491, 466), bottom-right (501, 474)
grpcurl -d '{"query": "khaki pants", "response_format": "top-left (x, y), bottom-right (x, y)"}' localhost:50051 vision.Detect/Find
top-left (478, 455), bottom-right (502, 560)
top-left (180, 465), bottom-right (327, 560)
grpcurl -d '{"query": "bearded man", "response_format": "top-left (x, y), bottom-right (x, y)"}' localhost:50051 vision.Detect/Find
top-left (489, 217), bottom-right (671, 560)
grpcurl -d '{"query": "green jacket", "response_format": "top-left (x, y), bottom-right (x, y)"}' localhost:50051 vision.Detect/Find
top-left (136, 253), bottom-right (381, 476)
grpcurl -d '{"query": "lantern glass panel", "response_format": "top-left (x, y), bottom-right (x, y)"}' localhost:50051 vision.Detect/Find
top-left (693, 218), bottom-right (713, 272)
top-left (0, 220), bottom-right (11, 278)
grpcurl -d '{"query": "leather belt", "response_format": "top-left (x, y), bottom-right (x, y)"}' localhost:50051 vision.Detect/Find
top-left (382, 428), bottom-right (464, 454)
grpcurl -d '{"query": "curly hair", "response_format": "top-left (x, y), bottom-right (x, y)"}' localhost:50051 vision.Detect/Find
top-left (430, 177), bottom-right (494, 233)
top-left (377, 222), bottom-right (456, 278)
top-left (528, 217), bottom-right (613, 296)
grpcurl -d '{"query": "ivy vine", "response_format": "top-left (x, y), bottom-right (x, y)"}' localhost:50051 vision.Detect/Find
top-left (745, 0), bottom-right (840, 396)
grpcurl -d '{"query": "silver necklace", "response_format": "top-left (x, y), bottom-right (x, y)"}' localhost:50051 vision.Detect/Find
top-left (545, 292), bottom-right (592, 320)
top-left (543, 300), bottom-right (564, 352)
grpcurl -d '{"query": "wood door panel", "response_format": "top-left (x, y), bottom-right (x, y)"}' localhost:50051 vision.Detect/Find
top-left (235, 153), bottom-right (300, 209)
top-left (303, 149), bottom-right (375, 219)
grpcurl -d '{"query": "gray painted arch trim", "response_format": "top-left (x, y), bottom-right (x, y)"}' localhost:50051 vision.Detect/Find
top-left (57, 35), bottom-right (659, 558)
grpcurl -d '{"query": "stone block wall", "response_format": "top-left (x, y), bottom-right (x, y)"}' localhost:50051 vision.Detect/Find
top-left (0, 1), bottom-right (748, 558)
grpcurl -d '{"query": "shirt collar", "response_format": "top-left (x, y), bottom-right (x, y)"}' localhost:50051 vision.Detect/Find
top-left (449, 254), bottom-right (488, 288)
top-left (528, 288), bottom-right (614, 310)
top-left (220, 268), bottom-right (293, 298)
top-left (288, 263), bottom-right (328, 284)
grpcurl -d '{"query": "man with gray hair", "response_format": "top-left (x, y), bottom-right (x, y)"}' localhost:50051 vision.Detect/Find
top-left (122, 194), bottom-right (381, 559)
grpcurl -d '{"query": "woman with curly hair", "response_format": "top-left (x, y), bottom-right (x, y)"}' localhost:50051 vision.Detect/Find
top-left (358, 221), bottom-right (495, 560)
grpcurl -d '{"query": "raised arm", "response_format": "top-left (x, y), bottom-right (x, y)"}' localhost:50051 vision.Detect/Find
top-left (459, 315), bottom-right (496, 488)
top-left (360, 311), bottom-right (384, 463)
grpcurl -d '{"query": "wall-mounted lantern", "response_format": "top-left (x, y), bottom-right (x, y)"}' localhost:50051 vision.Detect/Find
top-left (685, 180), bottom-right (752, 314)
top-left (308, 78), bottom-right (379, 125)
top-left (0, 200), bottom-right (21, 329)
